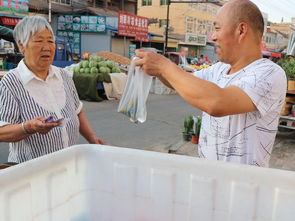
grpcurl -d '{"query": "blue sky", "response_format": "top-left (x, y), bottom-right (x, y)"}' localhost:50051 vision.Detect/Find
top-left (250, 0), bottom-right (295, 23)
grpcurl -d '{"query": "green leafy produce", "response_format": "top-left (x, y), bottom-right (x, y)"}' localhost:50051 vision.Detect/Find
top-left (84, 67), bottom-right (90, 74)
top-left (183, 115), bottom-right (194, 134)
top-left (280, 57), bottom-right (295, 79)
top-left (194, 116), bottom-right (202, 136)
top-left (106, 60), bottom-right (115, 69)
top-left (90, 67), bottom-right (98, 74)
top-left (111, 67), bottom-right (120, 73)
top-left (80, 68), bottom-right (85, 73)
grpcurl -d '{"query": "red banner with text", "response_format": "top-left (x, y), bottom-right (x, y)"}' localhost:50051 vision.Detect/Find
top-left (118, 11), bottom-right (149, 42)
top-left (1, 16), bottom-right (21, 26)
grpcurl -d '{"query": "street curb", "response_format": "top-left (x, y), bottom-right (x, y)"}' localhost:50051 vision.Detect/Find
top-left (168, 140), bottom-right (185, 153)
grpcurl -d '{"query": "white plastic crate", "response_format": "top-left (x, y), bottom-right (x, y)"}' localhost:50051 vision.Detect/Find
top-left (1, 144), bottom-right (295, 221)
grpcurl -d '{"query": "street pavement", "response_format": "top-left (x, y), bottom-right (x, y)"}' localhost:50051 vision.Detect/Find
top-left (0, 94), bottom-right (294, 172)
top-left (172, 131), bottom-right (295, 171)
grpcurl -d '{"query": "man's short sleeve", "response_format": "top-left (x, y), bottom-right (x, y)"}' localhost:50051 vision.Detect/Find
top-left (231, 66), bottom-right (287, 117)
top-left (193, 62), bottom-right (223, 81)
top-left (0, 82), bottom-right (20, 126)
top-left (193, 67), bottom-right (212, 80)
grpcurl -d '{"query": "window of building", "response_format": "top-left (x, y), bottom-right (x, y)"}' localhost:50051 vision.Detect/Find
top-left (159, 19), bottom-right (167, 27)
top-left (53, 0), bottom-right (72, 5)
top-left (160, 0), bottom-right (168, 5)
top-left (142, 0), bottom-right (152, 6)
top-left (186, 17), bottom-right (196, 33)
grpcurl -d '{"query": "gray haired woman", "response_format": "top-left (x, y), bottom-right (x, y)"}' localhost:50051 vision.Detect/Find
top-left (0, 15), bottom-right (105, 163)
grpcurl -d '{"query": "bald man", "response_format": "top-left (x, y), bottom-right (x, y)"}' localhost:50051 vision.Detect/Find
top-left (135, 0), bottom-right (287, 167)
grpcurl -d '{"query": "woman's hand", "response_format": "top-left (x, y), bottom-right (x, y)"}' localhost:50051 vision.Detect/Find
top-left (25, 117), bottom-right (62, 134)
top-left (88, 134), bottom-right (106, 145)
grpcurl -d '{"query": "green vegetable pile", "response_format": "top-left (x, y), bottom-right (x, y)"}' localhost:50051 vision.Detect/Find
top-left (279, 57), bottom-right (295, 79)
top-left (73, 56), bottom-right (121, 82)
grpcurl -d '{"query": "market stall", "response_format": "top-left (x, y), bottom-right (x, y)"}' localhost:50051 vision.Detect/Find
top-left (72, 51), bottom-right (130, 102)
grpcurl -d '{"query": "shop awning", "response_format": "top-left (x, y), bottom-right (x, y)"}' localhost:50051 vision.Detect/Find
top-left (149, 36), bottom-right (179, 48)
top-left (0, 25), bottom-right (14, 42)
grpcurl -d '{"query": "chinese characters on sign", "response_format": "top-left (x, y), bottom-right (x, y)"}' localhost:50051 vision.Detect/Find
top-left (185, 34), bottom-right (207, 46)
top-left (0, 17), bottom-right (21, 26)
top-left (0, 0), bottom-right (29, 16)
top-left (57, 31), bottom-right (81, 56)
top-left (57, 15), bottom-right (106, 33)
top-left (118, 12), bottom-right (149, 42)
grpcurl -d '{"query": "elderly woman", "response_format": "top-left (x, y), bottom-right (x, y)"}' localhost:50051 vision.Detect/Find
top-left (0, 16), bottom-right (104, 163)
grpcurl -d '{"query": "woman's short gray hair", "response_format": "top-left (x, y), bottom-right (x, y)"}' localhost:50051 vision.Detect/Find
top-left (13, 15), bottom-right (55, 47)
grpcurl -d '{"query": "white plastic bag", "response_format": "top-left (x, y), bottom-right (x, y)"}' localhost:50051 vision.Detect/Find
top-left (117, 57), bottom-right (153, 123)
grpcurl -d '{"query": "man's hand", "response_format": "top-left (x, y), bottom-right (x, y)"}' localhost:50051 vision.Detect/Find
top-left (25, 117), bottom-right (62, 134)
top-left (134, 50), bottom-right (173, 77)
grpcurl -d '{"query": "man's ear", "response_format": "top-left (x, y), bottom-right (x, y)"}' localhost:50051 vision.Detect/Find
top-left (237, 22), bottom-right (248, 42)
top-left (17, 41), bottom-right (25, 54)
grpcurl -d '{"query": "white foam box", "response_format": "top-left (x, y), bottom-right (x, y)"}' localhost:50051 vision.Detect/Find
top-left (1, 144), bottom-right (295, 221)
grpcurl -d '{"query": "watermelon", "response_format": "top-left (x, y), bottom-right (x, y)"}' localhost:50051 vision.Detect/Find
top-left (84, 68), bottom-right (90, 74)
top-left (90, 67), bottom-right (98, 74)
top-left (89, 61), bottom-right (97, 68)
top-left (82, 60), bottom-right (89, 68)
top-left (105, 67), bottom-right (110, 74)
top-left (111, 67), bottom-right (120, 73)
top-left (74, 66), bottom-right (80, 73)
top-left (98, 56), bottom-right (105, 62)
top-left (99, 66), bottom-right (107, 73)
top-left (106, 61), bottom-right (115, 69)
top-left (98, 61), bottom-right (107, 68)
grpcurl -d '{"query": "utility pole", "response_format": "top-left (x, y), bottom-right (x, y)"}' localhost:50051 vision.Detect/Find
top-left (164, 0), bottom-right (220, 52)
top-left (164, 0), bottom-right (170, 53)
top-left (48, 0), bottom-right (52, 23)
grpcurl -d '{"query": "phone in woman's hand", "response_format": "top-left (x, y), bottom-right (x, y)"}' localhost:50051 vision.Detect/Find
top-left (44, 116), bottom-right (64, 123)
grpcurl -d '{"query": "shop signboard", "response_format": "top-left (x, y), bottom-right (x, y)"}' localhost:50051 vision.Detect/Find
top-left (56, 31), bottom-right (81, 56)
top-left (118, 11), bottom-right (149, 42)
top-left (57, 15), bottom-right (106, 33)
top-left (185, 34), bottom-right (207, 46)
top-left (0, 0), bottom-right (29, 16)
top-left (57, 15), bottom-right (106, 57)
top-left (0, 16), bottom-right (21, 25)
